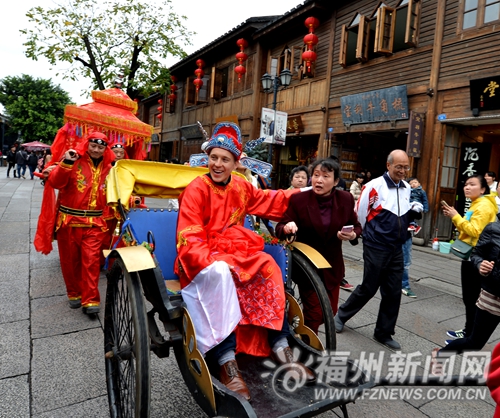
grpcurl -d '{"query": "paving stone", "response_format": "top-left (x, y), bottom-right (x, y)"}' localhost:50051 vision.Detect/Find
top-left (0, 375), bottom-right (30, 418)
top-left (31, 294), bottom-right (103, 339)
top-left (31, 328), bottom-right (106, 415)
top-left (30, 266), bottom-right (65, 299)
top-left (0, 254), bottom-right (29, 323)
top-left (36, 396), bottom-right (109, 418)
top-left (0, 234), bottom-right (29, 255)
top-left (0, 321), bottom-right (30, 379)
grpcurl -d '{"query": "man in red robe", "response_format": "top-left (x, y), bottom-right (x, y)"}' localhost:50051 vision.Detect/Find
top-left (175, 122), bottom-right (315, 401)
top-left (47, 132), bottom-right (115, 315)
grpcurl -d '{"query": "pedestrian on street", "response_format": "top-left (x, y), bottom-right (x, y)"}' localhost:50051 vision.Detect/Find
top-left (435, 212), bottom-right (500, 358)
top-left (6, 145), bottom-right (17, 178)
top-left (276, 158), bottom-right (362, 333)
top-left (442, 174), bottom-right (497, 341)
top-left (15, 147), bottom-right (28, 178)
top-left (42, 132), bottom-right (115, 315)
top-left (27, 151), bottom-right (38, 180)
top-left (334, 150), bottom-right (424, 350)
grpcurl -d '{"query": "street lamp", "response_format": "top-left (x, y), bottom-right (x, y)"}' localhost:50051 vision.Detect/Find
top-left (260, 68), bottom-right (292, 164)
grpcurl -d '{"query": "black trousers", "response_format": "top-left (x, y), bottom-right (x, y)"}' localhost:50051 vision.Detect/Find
top-left (208, 313), bottom-right (291, 361)
top-left (338, 245), bottom-right (403, 340)
top-left (461, 260), bottom-right (482, 334)
top-left (7, 162), bottom-right (16, 177)
top-left (441, 306), bottom-right (500, 354)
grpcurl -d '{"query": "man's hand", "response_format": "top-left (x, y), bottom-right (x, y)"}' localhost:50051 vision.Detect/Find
top-left (42, 164), bottom-right (56, 179)
top-left (64, 149), bottom-right (79, 161)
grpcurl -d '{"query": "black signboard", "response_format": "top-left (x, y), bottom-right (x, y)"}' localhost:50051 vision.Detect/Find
top-left (456, 143), bottom-right (492, 216)
top-left (470, 76), bottom-right (500, 111)
top-left (406, 111), bottom-right (424, 158)
top-left (179, 124), bottom-right (203, 140)
top-left (340, 85), bottom-right (409, 125)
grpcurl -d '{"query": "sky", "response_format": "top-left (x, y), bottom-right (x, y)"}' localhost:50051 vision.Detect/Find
top-left (0, 0), bottom-right (297, 110)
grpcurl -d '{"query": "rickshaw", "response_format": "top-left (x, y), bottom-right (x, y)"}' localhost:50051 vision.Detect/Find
top-left (102, 159), bottom-right (376, 418)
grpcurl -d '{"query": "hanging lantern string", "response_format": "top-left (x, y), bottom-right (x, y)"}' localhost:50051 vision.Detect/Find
top-left (193, 59), bottom-right (205, 92)
top-left (302, 17), bottom-right (319, 73)
top-left (234, 38), bottom-right (248, 83)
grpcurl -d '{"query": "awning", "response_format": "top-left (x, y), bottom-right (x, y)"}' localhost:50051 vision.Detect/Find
top-left (438, 114), bottom-right (500, 125)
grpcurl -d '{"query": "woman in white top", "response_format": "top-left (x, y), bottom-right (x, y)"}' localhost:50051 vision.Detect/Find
top-left (485, 171), bottom-right (498, 195)
top-left (349, 172), bottom-right (365, 203)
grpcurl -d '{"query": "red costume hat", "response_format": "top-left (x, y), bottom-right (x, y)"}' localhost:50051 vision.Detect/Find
top-left (204, 122), bottom-right (242, 160)
top-left (76, 131), bottom-right (115, 167)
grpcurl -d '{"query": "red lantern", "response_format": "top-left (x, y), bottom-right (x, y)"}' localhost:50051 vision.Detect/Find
top-left (169, 92), bottom-right (177, 105)
top-left (193, 78), bottom-right (204, 91)
top-left (304, 16), bottom-right (320, 33)
top-left (304, 33), bottom-right (319, 48)
top-left (235, 65), bottom-right (246, 79)
top-left (170, 84), bottom-right (177, 93)
top-left (234, 38), bottom-right (248, 83)
top-left (170, 75), bottom-right (177, 83)
top-left (193, 59), bottom-right (205, 92)
top-left (302, 50), bottom-right (317, 72)
top-left (236, 38), bottom-right (248, 49)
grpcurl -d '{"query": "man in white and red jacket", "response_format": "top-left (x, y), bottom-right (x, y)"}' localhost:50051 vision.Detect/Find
top-left (334, 149), bottom-right (423, 350)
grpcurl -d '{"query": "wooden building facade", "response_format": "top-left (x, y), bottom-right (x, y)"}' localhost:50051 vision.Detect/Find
top-left (144, 0), bottom-right (500, 243)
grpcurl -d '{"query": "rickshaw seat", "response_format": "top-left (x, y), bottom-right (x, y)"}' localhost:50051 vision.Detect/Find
top-left (125, 209), bottom-right (288, 290)
top-left (126, 209), bottom-right (179, 284)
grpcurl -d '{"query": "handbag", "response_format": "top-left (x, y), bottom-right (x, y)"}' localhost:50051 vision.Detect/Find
top-left (450, 239), bottom-right (473, 260)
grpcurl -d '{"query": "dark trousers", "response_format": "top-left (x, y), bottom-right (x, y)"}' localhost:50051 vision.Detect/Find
top-left (440, 306), bottom-right (500, 354)
top-left (338, 245), bottom-right (403, 340)
top-left (209, 313), bottom-right (291, 361)
top-left (461, 260), bottom-right (482, 334)
top-left (16, 164), bottom-right (26, 177)
top-left (7, 162), bottom-right (16, 177)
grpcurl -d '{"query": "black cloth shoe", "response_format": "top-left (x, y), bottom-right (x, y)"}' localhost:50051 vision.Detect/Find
top-left (82, 305), bottom-right (100, 315)
top-left (374, 335), bottom-right (401, 350)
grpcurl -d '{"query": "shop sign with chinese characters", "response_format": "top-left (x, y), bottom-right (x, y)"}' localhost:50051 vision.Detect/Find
top-left (286, 116), bottom-right (304, 134)
top-left (456, 143), bottom-right (491, 216)
top-left (407, 111), bottom-right (424, 158)
top-left (470, 76), bottom-right (500, 111)
top-left (340, 85), bottom-right (409, 125)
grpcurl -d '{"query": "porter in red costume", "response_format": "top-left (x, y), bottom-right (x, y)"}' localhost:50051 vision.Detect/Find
top-left (175, 122), bottom-right (315, 401)
top-left (47, 132), bottom-right (115, 315)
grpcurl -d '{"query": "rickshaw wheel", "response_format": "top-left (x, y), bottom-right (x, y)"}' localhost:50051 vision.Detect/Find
top-left (288, 251), bottom-right (336, 350)
top-left (104, 258), bottom-right (151, 418)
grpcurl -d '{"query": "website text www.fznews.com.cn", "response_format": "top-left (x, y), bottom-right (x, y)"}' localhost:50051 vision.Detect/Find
top-left (314, 386), bottom-right (490, 402)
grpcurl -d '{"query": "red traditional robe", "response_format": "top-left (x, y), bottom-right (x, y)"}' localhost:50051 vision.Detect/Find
top-left (175, 174), bottom-right (298, 356)
top-left (48, 155), bottom-right (112, 307)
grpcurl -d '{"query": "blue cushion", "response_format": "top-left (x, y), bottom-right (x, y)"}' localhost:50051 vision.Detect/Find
top-left (126, 209), bottom-right (179, 281)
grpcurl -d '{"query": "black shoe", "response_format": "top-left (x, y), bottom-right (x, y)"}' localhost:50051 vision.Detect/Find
top-left (82, 305), bottom-right (100, 315)
top-left (374, 335), bottom-right (401, 350)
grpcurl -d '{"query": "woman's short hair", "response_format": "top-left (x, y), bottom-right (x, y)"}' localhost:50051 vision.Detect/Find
top-left (289, 165), bottom-right (310, 183)
top-left (486, 171), bottom-right (497, 179)
top-left (310, 159), bottom-right (340, 180)
top-left (466, 174), bottom-right (489, 194)
top-left (355, 172), bottom-right (365, 180)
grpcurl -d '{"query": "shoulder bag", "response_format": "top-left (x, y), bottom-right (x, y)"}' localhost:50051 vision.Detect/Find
top-left (450, 239), bottom-right (473, 260)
